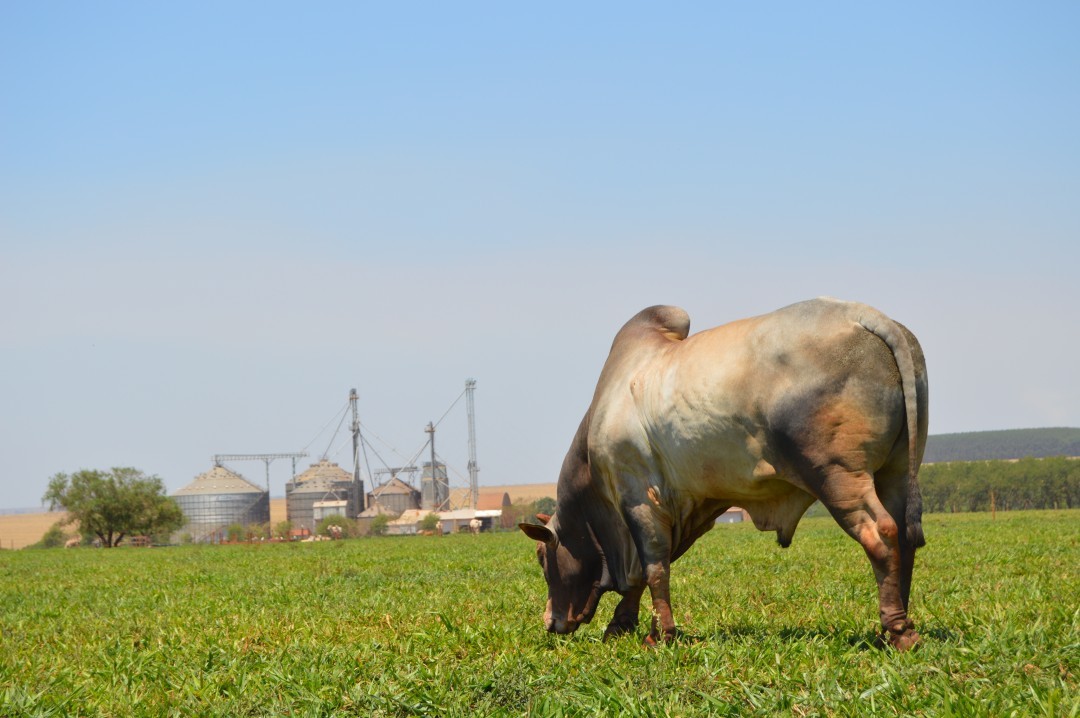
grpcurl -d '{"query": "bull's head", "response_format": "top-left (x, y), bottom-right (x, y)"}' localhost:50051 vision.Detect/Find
top-left (519, 512), bottom-right (607, 634)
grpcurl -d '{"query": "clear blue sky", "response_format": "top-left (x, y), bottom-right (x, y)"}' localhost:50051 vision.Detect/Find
top-left (2, 3), bottom-right (1078, 509)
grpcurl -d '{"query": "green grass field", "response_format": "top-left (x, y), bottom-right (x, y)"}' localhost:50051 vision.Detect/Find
top-left (2, 511), bottom-right (1077, 717)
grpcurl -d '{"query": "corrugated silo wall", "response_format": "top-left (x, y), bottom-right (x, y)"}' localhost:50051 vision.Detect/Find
top-left (285, 481), bottom-right (314, 532)
top-left (175, 491), bottom-right (270, 542)
top-left (421, 463), bottom-right (448, 511)
top-left (376, 490), bottom-right (419, 515)
top-left (286, 480), bottom-right (361, 532)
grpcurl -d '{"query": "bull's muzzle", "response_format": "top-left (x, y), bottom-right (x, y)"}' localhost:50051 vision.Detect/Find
top-left (546, 616), bottom-right (580, 634)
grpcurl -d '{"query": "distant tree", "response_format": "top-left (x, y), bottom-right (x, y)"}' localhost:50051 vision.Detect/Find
top-left (43, 468), bottom-right (185, 548)
top-left (317, 514), bottom-right (355, 538)
top-left (370, 514), bottom-right (390, 536)
top-left (533, 497), bottom-right (557, 517)
top-left (506, 498), bottom-right (557, 527)
top-left (418, 512), bottom-right (440, 533)
top-left (226, 524), bottom-right (246, 543)
top-left (506, 500), bottom-right (537, 527)
top-left (920, 456), bottom-right (1080, 513)
top-left (29, 522), bottom-right (69, 549)
top-left (248, 523), bottom-right (270, 541)
top-left (274, 520), bottom-right (294, 540)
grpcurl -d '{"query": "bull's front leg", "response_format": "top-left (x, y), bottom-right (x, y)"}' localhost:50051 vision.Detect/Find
top-left (623, 488), bottom-right (678, 646)
top-left (603, 585), bottom-right (644, 640)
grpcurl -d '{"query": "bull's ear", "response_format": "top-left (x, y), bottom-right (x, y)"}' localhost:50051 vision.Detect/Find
top-left (535, 513), bottom-right (551, 525)
top-left (519, 522), bottom-right (555, 545)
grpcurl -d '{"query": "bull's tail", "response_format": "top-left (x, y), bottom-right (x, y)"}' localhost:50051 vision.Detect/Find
top-left (857, 313), bottom-right (926, 548)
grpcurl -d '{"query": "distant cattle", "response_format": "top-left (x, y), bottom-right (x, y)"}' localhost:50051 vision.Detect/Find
top-left (521, 298), bottom-right (928, 650)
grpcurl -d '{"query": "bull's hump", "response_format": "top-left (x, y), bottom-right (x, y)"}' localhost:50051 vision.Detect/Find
top-left (622, 305), bottom-right (691, 343)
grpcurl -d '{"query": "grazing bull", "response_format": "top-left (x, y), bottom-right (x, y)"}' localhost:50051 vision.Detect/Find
top-left (520, 298), bottom-right (928, 650)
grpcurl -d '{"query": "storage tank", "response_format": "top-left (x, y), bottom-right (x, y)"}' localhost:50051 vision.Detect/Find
top-left (285, 459), bottom-right (361, 532)
top-left (367, 477), bottom-right (421, 515)
top-left (173, 465), bottom-right (270, 543)
top-left (420, 461), bottom-right (448, 511)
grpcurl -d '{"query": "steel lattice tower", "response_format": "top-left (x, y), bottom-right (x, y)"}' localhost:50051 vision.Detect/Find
top-left (465, 378), bottom-right (479, 508)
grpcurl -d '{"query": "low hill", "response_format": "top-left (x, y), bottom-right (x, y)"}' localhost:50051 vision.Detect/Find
top-left (923, 427), bottom-right (1080, 463)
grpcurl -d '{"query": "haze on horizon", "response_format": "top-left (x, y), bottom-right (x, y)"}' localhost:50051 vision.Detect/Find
top-left (2, 3), bottom-right (1078, 510)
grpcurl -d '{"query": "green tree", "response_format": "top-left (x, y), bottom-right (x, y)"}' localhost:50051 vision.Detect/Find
top-left (30, 522), bottom-right (69, 549)
top-left (42, 467), bottom-right (185, 548)
top-left (370, 514), bottom-right (390, 536)
top-left (274, 520), bottom-right (294, 540)
top-left (533, 496), bottom-right (557, 517)
top-left (418, 512), bottom-right (441, 533)
top-left (506, 498), bottom-right (557, 528)
top-left (226, 523), bottom-right (246, 542)
top-left (317, 514), bottom-right (355, 538)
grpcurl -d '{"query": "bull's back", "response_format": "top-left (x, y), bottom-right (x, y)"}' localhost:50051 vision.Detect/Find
top-left (628, 299), bottom-right (909, 500)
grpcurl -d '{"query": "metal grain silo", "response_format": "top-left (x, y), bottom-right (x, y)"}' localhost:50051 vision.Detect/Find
top-left (173, 465), bottom-right (270, 543)
top-left (285, 459), bottom-right (361, 532)
top-left (420, 461), bottom-right (448, 511)
top-left (367, 476), bottom-right (421, 515)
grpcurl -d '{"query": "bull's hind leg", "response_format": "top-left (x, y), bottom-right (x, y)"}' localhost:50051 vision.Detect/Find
top-left (818, 468), bottom-right (919, 651)
top-left (875, 470), bottom-right (919, 618)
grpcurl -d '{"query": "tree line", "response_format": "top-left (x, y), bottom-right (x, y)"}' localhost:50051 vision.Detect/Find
top-left (920, 456), bottom-right (1080, 513)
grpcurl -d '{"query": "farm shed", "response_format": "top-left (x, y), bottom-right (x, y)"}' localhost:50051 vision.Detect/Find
top-left (384, 507), bottom-right (506, 535)
top-left (312, 500), bottom-right (349, 523)
top-left (436, 509), bottom-right (478, 534)
top-left (172, 466), bottom-right (270, 543)
top-left (286, 460), bottom-right (362, 532)
top-left (386, 509), bottom-right (426, 535)
top-left (473, 510), bottom-right (503, 531)
top-left (717, 507), bottom-right (750, 523)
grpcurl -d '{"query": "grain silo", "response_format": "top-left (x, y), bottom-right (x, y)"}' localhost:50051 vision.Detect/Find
top-left (285, 459), bottom-right (361, 532)
top-left (420, 461), bottom-right (448, 511)
top-left (173, 465), bottom-right (270, 543)
top-left (367, 476), bottom-right (421, 515)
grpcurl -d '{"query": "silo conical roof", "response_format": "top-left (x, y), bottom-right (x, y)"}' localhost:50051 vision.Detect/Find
top-left (174, 465), bottom-right (265, 496)
top-left (291, 460), bottom-right (353, 494)
top-left (296, 459), bottom-right (352, 483)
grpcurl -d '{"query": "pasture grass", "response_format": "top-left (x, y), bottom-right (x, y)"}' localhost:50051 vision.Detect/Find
top-left (1, 510), bottom-right (1077, 717)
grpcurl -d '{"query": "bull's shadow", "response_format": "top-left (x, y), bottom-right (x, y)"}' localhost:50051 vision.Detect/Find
top-left (713, 624), bottom-right (955, 648)
top-left (579, 623), bottom-right (956, 650)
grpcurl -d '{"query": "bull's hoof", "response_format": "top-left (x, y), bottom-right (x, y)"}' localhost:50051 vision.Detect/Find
top-left (642, 627), bottom-right (683, 648)
top-left (888, 629), bottom-right (921, 652)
